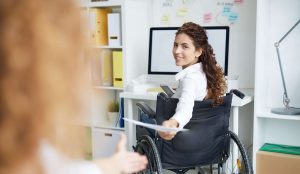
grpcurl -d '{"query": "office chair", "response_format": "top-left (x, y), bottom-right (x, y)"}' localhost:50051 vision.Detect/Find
top-left (133, 89), bottom-right (253, 174)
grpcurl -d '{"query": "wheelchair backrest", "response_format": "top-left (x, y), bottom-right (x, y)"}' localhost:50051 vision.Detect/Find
top-left (155, 92), bottom-right (232, 123)
top-left (155, 92), bottom-right (233, 153)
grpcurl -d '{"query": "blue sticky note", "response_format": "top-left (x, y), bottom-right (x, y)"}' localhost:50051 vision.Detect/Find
top-left (222, 5), bottom-right (231, 16)
top-left (228, 12), bottom-right (239, 23)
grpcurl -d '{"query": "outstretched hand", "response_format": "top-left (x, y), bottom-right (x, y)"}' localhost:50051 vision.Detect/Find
top-left (158, 119), bottom-right (179, 140)
top-left (95, 133), bottom-right (148, 174)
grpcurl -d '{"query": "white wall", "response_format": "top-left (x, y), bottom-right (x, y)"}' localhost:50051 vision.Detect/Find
top-left (265, 0), bottom-right (300, 108)
top-left (130, 0), bottom-right (257, 89)
top-left (123, 0), bottom-right (152, 84)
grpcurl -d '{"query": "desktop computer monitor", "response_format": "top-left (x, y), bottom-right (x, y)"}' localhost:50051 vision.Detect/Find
top-left (148, 26), bottom-right (229, 76)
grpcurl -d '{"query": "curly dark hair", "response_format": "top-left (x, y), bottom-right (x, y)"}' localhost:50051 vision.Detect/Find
top-left (176, 22), bottom-right (227, 104)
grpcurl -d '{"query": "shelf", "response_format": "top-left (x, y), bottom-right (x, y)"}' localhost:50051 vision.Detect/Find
top-left (93, 45), bottom-right (122, 49)
top-left (84, 0), bottom-right (123, 8)
top-left (92, 116), bottom-right (124, 130)
top-left (93, 86), bottom-right (123, 90)
top-left (93, 125), bottom-right (124, 131)
top-left (257, 108), bottom-right (300, 121)
top-left (93, 120), bottom-right (125, 130)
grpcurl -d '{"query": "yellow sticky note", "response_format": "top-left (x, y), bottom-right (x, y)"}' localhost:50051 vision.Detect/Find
top-left (160, 14), bottom-right (170, 25)
top-left (176, 7), bottom-right (188, 17)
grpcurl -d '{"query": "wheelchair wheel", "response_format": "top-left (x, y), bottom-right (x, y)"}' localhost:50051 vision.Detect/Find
top-left (229, 131), bottom-right (253, 174)
top-left (134, 135), bottom-right (162, 174)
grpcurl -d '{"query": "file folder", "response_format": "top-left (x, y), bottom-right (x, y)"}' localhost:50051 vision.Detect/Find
top-left (107, 13), bottom-right (122, 46)
top-left (89, 8), bottom-right (112, 45)
top-left (112, 51), bottom-right (123, 88)
top-left (100, 49), bottom-right (113, 86)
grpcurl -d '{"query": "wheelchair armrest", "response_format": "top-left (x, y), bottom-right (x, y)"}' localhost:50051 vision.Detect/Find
top-left (229, 89), bottom-right (245, 99)
top-left (136, 102), bottom-right (156, 118)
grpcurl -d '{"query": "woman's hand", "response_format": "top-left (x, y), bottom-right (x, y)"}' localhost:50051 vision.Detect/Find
top-left (95, 133), bottom-right (148, 174)
top-left (158, 119), bottom-right (179, 140)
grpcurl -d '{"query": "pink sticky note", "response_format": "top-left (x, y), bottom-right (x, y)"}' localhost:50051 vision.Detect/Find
top-left (203, 13), bottom-right (212, 23)
top-left (234, 0), bottom-right (243, 4)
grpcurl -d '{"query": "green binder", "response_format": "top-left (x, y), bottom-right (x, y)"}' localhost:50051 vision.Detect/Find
top-left (260, 143), bottom-right (300, 156)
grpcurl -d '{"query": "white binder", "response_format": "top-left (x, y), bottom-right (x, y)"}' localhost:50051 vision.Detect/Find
top-left (107, 13), bottom-right (121, 46)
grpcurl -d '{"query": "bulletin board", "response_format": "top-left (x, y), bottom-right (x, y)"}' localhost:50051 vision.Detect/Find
top-left (152, 0), bottom-right (244, 27)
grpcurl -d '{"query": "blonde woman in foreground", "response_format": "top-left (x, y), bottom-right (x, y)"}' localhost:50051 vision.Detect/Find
top-left (0, 0), bottom-right (147, 174)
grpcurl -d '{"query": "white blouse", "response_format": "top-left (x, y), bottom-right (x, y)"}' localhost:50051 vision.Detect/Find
top-left (39, 141), bottom-right (101, 174)
top-left (171, 63), bottom-right (207, 129)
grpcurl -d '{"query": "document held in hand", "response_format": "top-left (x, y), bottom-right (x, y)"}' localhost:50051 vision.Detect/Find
top-left (123, 118), bottom-right (188, 133)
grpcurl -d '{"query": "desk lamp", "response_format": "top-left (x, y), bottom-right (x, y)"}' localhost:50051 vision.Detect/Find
top-left (271, 19), bottom-right (300, 115)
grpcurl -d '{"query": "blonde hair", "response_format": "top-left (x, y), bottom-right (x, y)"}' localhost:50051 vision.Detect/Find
top-left (0, 0), bottom-right (89, 173)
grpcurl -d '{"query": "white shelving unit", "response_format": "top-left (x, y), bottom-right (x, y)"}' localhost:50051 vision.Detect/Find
top-left (253, 0), bottom-right (300, 172)
top-left (78, 0), bottom-right (151, 160)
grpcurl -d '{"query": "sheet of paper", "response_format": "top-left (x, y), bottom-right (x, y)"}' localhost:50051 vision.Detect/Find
top-left (123, 118), bottom-right (188, 133)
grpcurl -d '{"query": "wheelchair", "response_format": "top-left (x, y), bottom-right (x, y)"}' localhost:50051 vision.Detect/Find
top-left (133, 89), bottom-right (253, 174)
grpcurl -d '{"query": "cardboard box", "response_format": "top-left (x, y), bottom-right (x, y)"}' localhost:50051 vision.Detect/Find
top-left (256, 151), bottom-right (300, 174)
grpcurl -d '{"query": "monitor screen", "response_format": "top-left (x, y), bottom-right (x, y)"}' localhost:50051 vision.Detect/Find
top-left (148, 26), bottom-right (229, 75)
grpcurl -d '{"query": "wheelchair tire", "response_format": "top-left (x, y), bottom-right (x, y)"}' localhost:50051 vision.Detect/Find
top-left (229, 131), bottom-right (253, 174)
top-left (134, 135), bottom-right (163, 174)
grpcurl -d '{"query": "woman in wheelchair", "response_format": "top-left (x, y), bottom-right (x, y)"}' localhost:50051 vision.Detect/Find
top-left (134, 22), bottom-right (253, 174)
top-left (157, 22), bottom-right (227, 140)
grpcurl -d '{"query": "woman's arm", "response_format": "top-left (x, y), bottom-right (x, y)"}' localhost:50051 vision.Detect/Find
top-left (158, 76), bottom-right (198, 140)
top-left (94, 133), bottom-right (148, 174)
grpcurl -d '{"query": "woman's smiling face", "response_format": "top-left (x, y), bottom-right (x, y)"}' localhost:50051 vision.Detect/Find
top-left (172, 33), bottom-right (202, 69)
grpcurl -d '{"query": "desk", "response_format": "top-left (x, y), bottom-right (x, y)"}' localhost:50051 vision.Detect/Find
top-left (120, 88), bottom-right (254, 170)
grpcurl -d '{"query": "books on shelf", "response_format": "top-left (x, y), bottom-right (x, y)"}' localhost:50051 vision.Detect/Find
top-left (112, 51), bottom-right (123, 88)
top-left (107, 13), bottom-right (121, 46)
